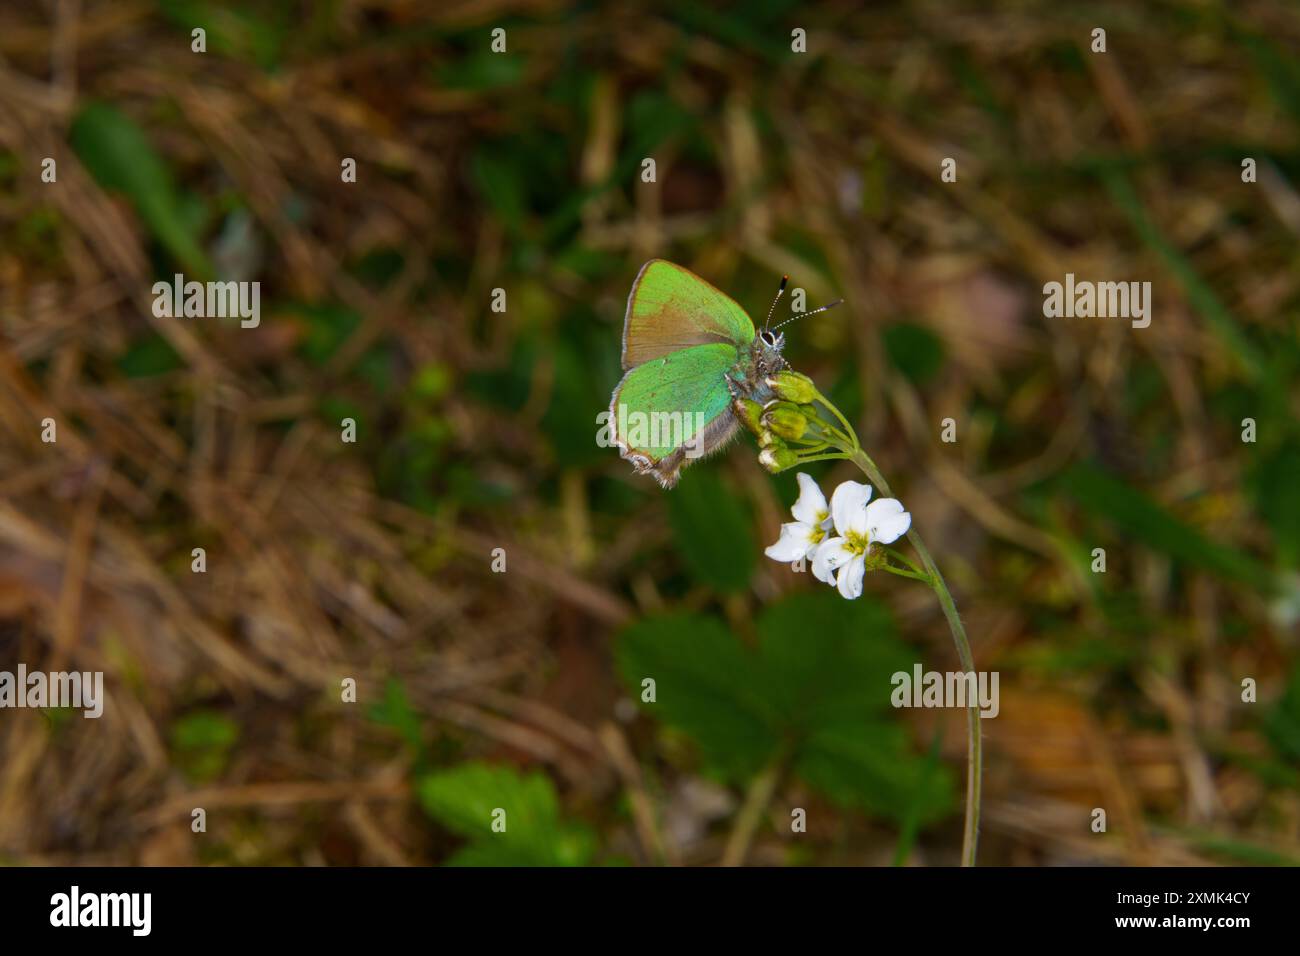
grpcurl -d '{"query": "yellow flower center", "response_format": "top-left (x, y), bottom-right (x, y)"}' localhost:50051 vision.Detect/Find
top-left (845, 530), bottom-right (870, 555)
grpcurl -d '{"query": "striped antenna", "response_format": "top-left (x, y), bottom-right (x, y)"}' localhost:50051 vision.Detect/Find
top-left (773, 298), bottom-right (844, 331)
top-left (763, 275), bottom-right (789, 331)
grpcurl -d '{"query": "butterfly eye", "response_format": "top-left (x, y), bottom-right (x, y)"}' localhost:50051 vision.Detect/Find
top-left (761, 330), bottom-right (777, 347)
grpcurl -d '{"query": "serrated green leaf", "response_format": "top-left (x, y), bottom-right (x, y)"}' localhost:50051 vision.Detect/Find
top-left (615, 592), bottom-right (957, 825)
top-left (615, 611), bottom-right (777, 778)
top-left (418, 762), bottom-right (594, 866)
top-left (754, 590), bottom-right (911, 730)
top-left (796, 723), bottom-right (953, 826)
top-left (666, 465), bottom-right (756, 593)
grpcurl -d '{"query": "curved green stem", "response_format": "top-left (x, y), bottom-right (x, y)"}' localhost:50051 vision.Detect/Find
top-left (817, 395), bottom-right (857, 440)
top-left (847, 445), bottom-right (982, 868)
top-left (790, 451), bottom-right (853, 466)
top-left (882, 545), bottom-right (926, 578)
top-left (759, 378), bottom-right (982, 865)
top-left (882, 564), bottom-right (932, 583)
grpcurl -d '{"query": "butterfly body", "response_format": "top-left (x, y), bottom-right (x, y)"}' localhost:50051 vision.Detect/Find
top-left (610, 260), bottom-right (786, 488)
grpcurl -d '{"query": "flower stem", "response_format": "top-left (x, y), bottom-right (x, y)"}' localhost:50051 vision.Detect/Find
top-left (882, 563), bottom-right (932, 583)
top-left (846, 446), bottom-right (982, 868)
top-left (882, 545), bottom-right (926, 578)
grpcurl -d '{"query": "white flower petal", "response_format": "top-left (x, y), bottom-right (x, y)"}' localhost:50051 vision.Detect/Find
top-left (764, 522), bottom-right (812, 562)
top-left (791, 473), bottom-right (828, 526)
top-left (830, 480), bottom-right (873, 536)
top-left (811, 556), bottom-right (834, 583)
top-left (836, 553), bottom-right (866, 600)
top-left (812, 537), bottom-right (852, 583)
top-left (865, 498), bottom-right (911, 545)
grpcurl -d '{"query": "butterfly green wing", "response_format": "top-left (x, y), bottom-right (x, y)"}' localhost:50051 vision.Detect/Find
top-left (610, 342), bottom-right (741, 488)
top-left (621, 260), bottom-right (756, 370)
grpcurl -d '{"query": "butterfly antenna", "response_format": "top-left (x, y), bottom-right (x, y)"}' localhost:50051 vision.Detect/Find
top-left (763, 275), bottom-right (789, 331)
top-left (773, 298), bottom-right (844, 331)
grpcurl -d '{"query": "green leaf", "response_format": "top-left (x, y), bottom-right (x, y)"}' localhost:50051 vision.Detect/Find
top-left (367, 678), bottom-right (423, 754)
top-left (883, 322), bottom-right (945, 386)
top-left (754, 591), bottom-right (910, 728)
top-left (418, 763), bottom-right (595, 866)
top-left (1265, 661), bottom-right (1300, 764)
top-left (409, 362), bottom-right (453, 404)
top-left (892, 730), bottom-right (945, 864)
top-left (666, 1), bottom-right (798, 63)
top-left (615, 592), bottom-right (957, 826)
top-left (116, 332), bottom-right (182, 378)
top-left (1250, 438), bottom-right (1300, 568)
top-left (171, 710), bottom-right (239, 749)
top-left (796, 723), bottom-right (953, 826)
top-left (1101, 170), bottom-right (1268, 384)
top-left (542, 334), bottom-right (610, 468)
top-left (615, 611), bottom-right (777, 779)
top-left (1178, 830), bottom-right (1300, 867)
top-left (1240, 31), bottom-right (1300, 129)
top-left (666, 464), bottom-right (756, 593)
top-left (170, 710), bottom-right (239, 783)
top-left (624, 91), bottom-right (698, 162)
top-left (293, 302), bottom-right (362, 365)
top-left (759, 593), bottom-right (953, 823)
top-left (436, 50), bottom-right (524, 91)
top-left (470, 147), bottom-right (527, 233)
top-left (157, 0), bottom-right (287, 70)
top-left (69, 103), bottom-right (213, 277)
top-left (1063, 461), bottom-right (1271, 588)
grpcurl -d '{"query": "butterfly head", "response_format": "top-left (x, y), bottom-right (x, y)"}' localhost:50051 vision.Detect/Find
top-left (753, 327), bottom-right (787, 377)
top-left (757, 274), bottom-right (842, 375)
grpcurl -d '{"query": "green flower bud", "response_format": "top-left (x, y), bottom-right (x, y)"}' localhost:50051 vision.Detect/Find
top-left (758, 444), bottom-right (799, 473)
top-left (735, 398), bottom-right (765, 437)
top-left (762, 402), bottom-right (809, 442)
top-left (766, 370), bottom-right (817, 405)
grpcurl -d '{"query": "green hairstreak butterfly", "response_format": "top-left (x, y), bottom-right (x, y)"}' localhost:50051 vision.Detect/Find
top-left (609, 260), bottom-right (838, 488)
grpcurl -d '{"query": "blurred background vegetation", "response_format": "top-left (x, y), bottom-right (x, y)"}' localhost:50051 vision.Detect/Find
top-left (1, 0), bottom-right (1299, 866)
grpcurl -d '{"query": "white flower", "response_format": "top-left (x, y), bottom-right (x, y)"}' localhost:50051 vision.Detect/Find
top-left (763, 473), bottom-right (836, 580)
top-left (811, 481), bottom-right (912, 600)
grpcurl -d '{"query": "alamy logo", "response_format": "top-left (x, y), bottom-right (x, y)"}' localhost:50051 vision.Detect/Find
top-left (891, 665), bottom-right (1000, 718)
top-left (1043, 273), bottom-right (1151, 328)
top-left (596, 405), bottom-right (709, 459)
top-left (50, 886), bottom-right (151, 936)
top-left (0, 665), bottom-right (103, 718)
top-left (152, 273), bottom-right (260, 328)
